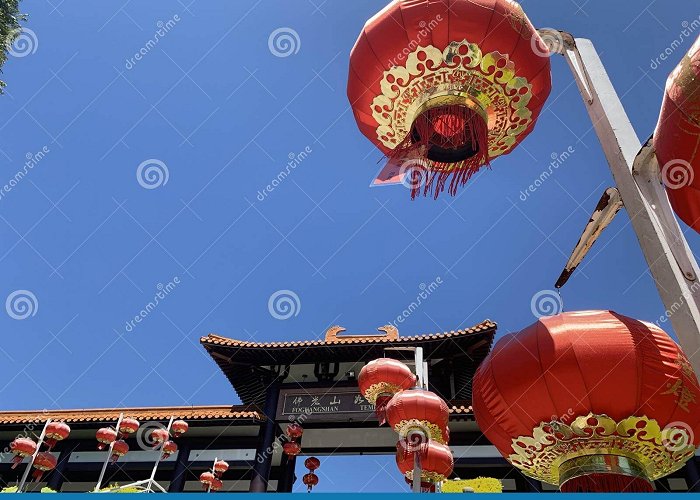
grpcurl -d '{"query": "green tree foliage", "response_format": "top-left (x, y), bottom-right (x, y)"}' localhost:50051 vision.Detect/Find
top-left (0, 0), bottom-right (26, 92)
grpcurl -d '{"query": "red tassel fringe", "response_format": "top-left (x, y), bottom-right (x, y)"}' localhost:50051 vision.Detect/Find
top-left (375, 395), bottom-right (392, 426)
top-left (388, 105), bottom-right (490, 199)
top-left (560, 474), bottom-right (653, 493)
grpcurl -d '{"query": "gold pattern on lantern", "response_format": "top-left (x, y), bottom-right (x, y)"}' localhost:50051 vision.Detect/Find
top-left (363, 382), bottom-right (405, 405)
top-left (507, 413), bottom-right (695, 485)
top-left (393, 419), bottom-right (448, 444)
top-left (371, 39), bottom-right (534, 158)
top-left (661, 379), bottom-right (698, 412)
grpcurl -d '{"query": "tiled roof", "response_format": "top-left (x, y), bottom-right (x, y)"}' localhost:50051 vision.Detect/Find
top-left (0, 405), bottom-right (263, 425)
top-left (200, 320), bottom-right (496, 348)
top-left (449, 402), bottom-right (473, 414)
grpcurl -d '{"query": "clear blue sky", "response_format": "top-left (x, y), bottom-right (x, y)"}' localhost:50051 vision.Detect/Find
top-left (0, 0), bottom-right (698, 492)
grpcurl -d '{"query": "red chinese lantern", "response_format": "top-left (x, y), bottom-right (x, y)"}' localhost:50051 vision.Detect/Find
top-left (171, 419), bottom-right (189, 437)
top-left (31, 452), bottom-right (57, 482)
top-left (654, 36), bottom-right (700, 233)
top-left (161, 440), bottom-right (177, 459)
top-left (395, 441), bottom-right (453, 485)
top-left (118, 417), bottom-right (140, 436)
top-left (304, 457), bottom-right (320, 471)
top-left (150, 427), bottom-right (169, 447)
top-left (385, 389), bottom-right (450, 446)
top-left (199, 471), bottom-right (215, 491)
top-left (358, 358), bottom-right (416, 425)
top-left (210, 477), bottom-right (223, 492)
top-left (348, 0), bottom-right (551, 198)
top-left (472, 310), bottom-right (700, 492)
top-left (9, 437), bottom-right (37, 469)
top-left (96, 427), bottom-right (117, 450)
top-left (286, 423), bottom-right (303, 440)
top-left (110, 440), bottom-right (129, 463)
top-left (44, 422), bottom-right (70, 449)
top-left (303, 472), bottom-right (319, 492)
top-left (283, 441), bottom-right (301, 457)
top-left (213, 460), bottom-right (229, 477)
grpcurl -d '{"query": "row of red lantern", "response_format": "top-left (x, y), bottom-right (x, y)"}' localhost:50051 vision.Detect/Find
top-left (9, 421), bottom-right (71, 482)
top-left (95, 418), bottom-right (189, 463)
top-left (358, 358), bottom-right (454, 488)
top-left (302, 457), bottom-right (320, 493)
top-left (199, 459), bottom-right (229, 492)
top-left (282, 422), bottom-right (303, 457)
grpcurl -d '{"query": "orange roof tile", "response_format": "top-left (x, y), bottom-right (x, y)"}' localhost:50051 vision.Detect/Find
top-left (0, 405), bottom-right (263, 425)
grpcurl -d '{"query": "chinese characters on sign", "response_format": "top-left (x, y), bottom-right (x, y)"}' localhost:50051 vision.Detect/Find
top-left (277, 389), bottom-right (376, 422)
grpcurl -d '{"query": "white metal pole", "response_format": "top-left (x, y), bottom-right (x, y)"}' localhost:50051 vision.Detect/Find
top-left (412, 452), bottom-right (421, 493)
top-left (94, 413), bottom-right (124, 492)
top-left (17, 419), bottom-right (51, 493)
top-left (414, 347), bottom-right (424, 389)
top-left (145, 416), bottom-right (174, 492)
top-left (555, 35), bottom-right (700, 375)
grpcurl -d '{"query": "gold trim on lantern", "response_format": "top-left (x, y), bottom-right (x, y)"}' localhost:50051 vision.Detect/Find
top-left (507, 413), bottom-right (695, 486)
top-left (371, 39), bottom-right (534, 157)
top-left (559, 455), bottom-right (650, 487)
top-left (393, 419), bottom-right (448, 444)
top-left (363, 383), bottom-right (404, 405)
top-left (404, 469), bottom-right (447, 483)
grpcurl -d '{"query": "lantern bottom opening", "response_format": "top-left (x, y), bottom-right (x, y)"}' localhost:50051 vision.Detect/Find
top-left (559, 455), bottom-right (653, 493)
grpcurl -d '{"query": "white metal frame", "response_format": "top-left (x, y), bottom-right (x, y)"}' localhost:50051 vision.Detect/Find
top-left (542, 30), bottom-right (700, 376)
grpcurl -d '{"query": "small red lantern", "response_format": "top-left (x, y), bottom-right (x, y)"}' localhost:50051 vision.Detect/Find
top-left (10, 437), bottom-right (37, 469)
top-left (171, 419), bottom-right (189, 437)
top-left (213, 460), bottom-right (229, 477)
top-left (199, 471), bottom-right (215, 491)
top-left (96, 427), bottom-right (117, 450)
top-left (161, 440), bottom-right (177, 459)
top-left (654, 36), bottom-right (700, 233)
top-left (359, 358), bottom-right (416, 425)
top-left (286, 423), bottom-right (303, 440)
top-left (472, 310), bottom-right (700, 492)
top-left (31, 452), bottom-right (57, 482)
top-left (395, 441), bottom-right (453, 485)
top-left (44, 422), bottom-right (70, 449)
top-left (386, 389), bottom-right (450, 444)
top-left (304, 457), bottom-right (320, 471)
top-left (348, 0), bottom-right (551, 198)
top-left (118, 418), bottom-right (140, 436)
top-left (110, 440), bottom-right (129, 463)
top-left (283, 441), bottom-right (301, 457)
top-left (210, 477), bottom-right (223, 492)
top-left (150, 428), bottom-right (169, 447)
top-left (303, 472), bottom-right (319, 492)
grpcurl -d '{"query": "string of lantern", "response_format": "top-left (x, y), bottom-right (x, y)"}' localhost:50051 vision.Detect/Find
top-left (199, 458), bottom-right (229, 492)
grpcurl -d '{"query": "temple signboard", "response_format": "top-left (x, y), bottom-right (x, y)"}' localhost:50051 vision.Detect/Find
top-left (277, 387), bottom-right (376, 423)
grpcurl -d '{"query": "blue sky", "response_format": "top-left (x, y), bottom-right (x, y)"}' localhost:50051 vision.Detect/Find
top-left (0, 0), bottom-right (698, 492)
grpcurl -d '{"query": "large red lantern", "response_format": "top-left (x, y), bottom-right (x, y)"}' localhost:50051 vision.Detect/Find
top-left (304, 457), bottom-right (320, 471)
top-left (199, 471), bottom-right (216, 491)
top-left (358, 358), bottom-right (416, 424)
top-left (31, 452), bottom-right (57, 482)
top-left (96, 427), bottom-right (117, 450)
top-left (303, 472), bottom-right (319, 492)
top-left (161, 440), bottom-right (177, 459)
top-left (9, 438), bottom-right (36, 469)
top-left (110, 440), bottom-right (129, 463)
top-left (472, 310), bottom-right (700, 492)
top-left (395, 441), bottom-right (453, 485)
top-left (150, 427), bottom-right (169, 447)
top-left (44, 422), bottom-right (70, 449)
top-left (286, 423), bottom-right (303, 440)
top-left (213, 460), bottom-right (229, 477)
top-left (386, 389), bottom-right (450, 445)
top-left (283, 441), bottom-right (301, 457)
top-left (171, 419), bottom-right (189, 437)
top-left (118, 418), bottom-right (140, 436)
top-left (654, 36), bottom-right (700, 233)
top-left (348, 0), bottom-right (551, 198)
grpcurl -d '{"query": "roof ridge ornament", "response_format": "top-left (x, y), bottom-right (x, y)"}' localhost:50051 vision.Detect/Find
top-left (324, 325), bottom-right (400, 342)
